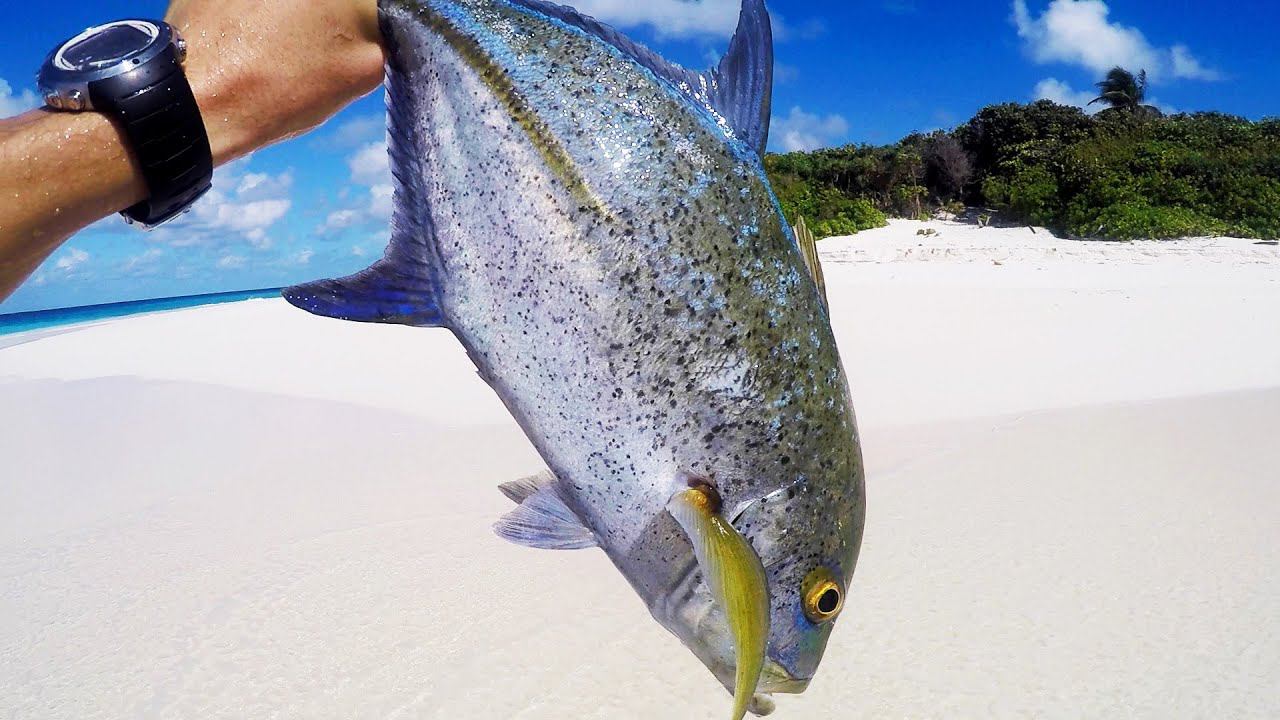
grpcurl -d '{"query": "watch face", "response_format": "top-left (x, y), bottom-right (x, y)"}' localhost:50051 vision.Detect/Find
top-left (54, 21), bottom-right (159, 72)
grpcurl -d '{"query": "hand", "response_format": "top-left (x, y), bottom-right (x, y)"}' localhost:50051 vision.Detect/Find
top-left (166, 0), bottom-right (385, 163)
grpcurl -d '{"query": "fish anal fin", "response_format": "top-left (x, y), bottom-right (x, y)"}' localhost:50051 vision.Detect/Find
top-left (494, 476), bottom-right (597, 551)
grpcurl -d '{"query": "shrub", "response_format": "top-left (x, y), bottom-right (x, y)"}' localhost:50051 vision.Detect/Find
top-left (955, 100), bottom-right (1092, 173)
top-left (1079, 202), bottom-right (1227, 239)
top-left (923, 134), bottom-right (973, 200)
top-left (1004, 166), bottom-right (1059, 225)
top-left (811, 199), bottom-right (887, 238)
top-left (764, 100), bottom-right (1280, 241)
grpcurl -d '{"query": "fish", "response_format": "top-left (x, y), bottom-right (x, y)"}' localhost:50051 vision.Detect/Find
top-left (284, 0), bottom-right (866, 716)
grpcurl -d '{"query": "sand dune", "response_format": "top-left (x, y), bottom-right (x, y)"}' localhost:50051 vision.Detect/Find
top-left (2, 221), bottom-right (1278, 718)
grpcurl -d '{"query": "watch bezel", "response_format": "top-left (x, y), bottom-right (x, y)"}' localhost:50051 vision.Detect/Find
top-left (37, 20), bottom-right (179, 111)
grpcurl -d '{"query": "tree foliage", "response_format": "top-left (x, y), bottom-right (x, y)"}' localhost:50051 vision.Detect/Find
top-left (1089, 67), bottom-right (1162, 119)
top-left (764, 100), bottom-right (1280, 240)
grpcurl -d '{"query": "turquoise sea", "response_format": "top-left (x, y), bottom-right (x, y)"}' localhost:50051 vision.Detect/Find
top-left (0, 288), bottom-right (283, 337)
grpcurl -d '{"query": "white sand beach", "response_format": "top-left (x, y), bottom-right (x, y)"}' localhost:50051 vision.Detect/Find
top-left (2, 219), bottom-right (1279, 718)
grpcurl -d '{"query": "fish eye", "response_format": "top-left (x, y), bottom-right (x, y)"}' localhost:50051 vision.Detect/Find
top-left (802, 567), bottom-right (844, 623)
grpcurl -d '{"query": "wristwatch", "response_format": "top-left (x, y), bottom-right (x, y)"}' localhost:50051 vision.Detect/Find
top-left (37, 19), bottom-right (213, 229)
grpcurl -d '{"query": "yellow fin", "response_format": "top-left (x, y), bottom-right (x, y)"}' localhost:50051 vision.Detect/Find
top-left (669, 486), bottom-right (770, 720)
top-left (793, 216), bottom-right (828, 306)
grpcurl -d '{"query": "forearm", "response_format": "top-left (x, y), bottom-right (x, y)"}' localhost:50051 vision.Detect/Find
top-left (0, 0), bottom-right (383, 304)
top-left (0, 111), bottom-right (145, 299)
top-left (0, 75), bottom-right (254, 302)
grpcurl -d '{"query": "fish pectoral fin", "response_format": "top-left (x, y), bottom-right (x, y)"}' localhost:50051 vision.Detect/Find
top-left (668, 484), bottom-right (771, 720)
top-left (792, 216), bottom-right (827, 307)
top-left (494, 481), bottom-right (598, 551)
top-left (498, 470), bottom-right (557, 505)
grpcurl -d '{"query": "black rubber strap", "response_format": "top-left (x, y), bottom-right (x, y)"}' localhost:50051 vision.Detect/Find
top-left (88, 45), bottom-right (213, 227)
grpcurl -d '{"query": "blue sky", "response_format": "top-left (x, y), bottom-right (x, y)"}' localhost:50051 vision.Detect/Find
top-left (2, 0), bottom-right (1276, 313)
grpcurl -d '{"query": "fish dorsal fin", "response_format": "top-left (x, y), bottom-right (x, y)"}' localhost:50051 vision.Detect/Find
top-left (793, 215), bottom-right (828, 306)
top-left (510, 0), bottom-right (774, 155)
top-left (494, 472), bottom-right (598, 550)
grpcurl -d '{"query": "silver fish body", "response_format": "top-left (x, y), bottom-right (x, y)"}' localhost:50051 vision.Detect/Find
top-left (287, 0), bottom-right (865, 710)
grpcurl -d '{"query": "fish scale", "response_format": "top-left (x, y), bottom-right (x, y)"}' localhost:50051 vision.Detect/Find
top-left (286, 0), bottom-right (865, 715)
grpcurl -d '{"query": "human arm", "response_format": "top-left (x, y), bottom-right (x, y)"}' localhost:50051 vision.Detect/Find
top-left (0, 0), bottom-right (384, 302)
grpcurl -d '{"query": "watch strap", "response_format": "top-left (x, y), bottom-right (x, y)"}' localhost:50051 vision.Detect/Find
top-left (87, 45), bottom-right (213, 227)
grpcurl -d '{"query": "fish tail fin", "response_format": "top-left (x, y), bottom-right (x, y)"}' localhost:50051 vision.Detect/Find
top-left (506, 0), bottom-right (774, 155)
top-left (282, 259), bottom-right (444, 326)
top-left (284, 11), bottom-right (447, 327)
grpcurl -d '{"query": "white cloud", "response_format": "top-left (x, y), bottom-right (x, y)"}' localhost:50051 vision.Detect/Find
top-left (55, 248), bottom-right (89, 273)
top-left (43, 247), bottom-right (93, 283)
top-left (369, 184), bottom-right (394, 220)
top-left (121, 248), bottom-right (164, 276)
top-left (567, 0), bottom-right (816, 41)
top-left (1171, 44), bottom-right (1221, 82)
top-left (568, 0), bottom-right (745, 38)
top-left (1034, 78), bottom-right (1102, 113)
top-left (292, 249), bottom-right (315, 266)
top-left (349, 141), bottom-right (391, 186)
top-left (155, 159), bottom-right (293, 250)
top-left (1012, 0), bottom-right (1219, 82)
top-left (326, 114), bottom-right (385, 149)
top-left (207, 199), bottom-right (291, 235)
top-left (216, 255), bottom-right (247, 270)
top-left (236, 171), bottom-right (294, 201)
top-left (244, 227), bottom-right (274, 250)
top-left (318, 143), bottom-right (395, 235)
top-left (0, 78), bottom-right (39, 118)
top-left (323, 209), bottom-right (361, 231)
top-left (770, 107), bottom-right (849, 153)
top-left (1034, 77), bottom-right (1177, 115)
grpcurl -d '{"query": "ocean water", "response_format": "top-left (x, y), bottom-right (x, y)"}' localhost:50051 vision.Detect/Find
top-left (0, 289), bottom-right (283, 337)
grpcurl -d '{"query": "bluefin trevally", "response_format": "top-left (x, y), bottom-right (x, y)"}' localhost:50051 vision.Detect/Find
top-left (285, 1), bottom-right (866, 717)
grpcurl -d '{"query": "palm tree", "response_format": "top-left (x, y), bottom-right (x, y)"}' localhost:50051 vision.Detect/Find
top-left (1089, 67), bottom-right (1149, 113)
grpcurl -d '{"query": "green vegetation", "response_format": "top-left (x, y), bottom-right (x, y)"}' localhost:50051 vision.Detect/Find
top-left (769, 172), bottom-right (889, 237)
top-left (1089, 67), bottom-right (1160, 118)
top-left (765, 93), bottom-right (1280, 241)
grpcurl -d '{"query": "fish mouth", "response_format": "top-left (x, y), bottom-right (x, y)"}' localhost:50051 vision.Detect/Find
top-left (758, 659), bottom-right (811, 695)
top-left (738, 661), bottom-right (809, 717)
